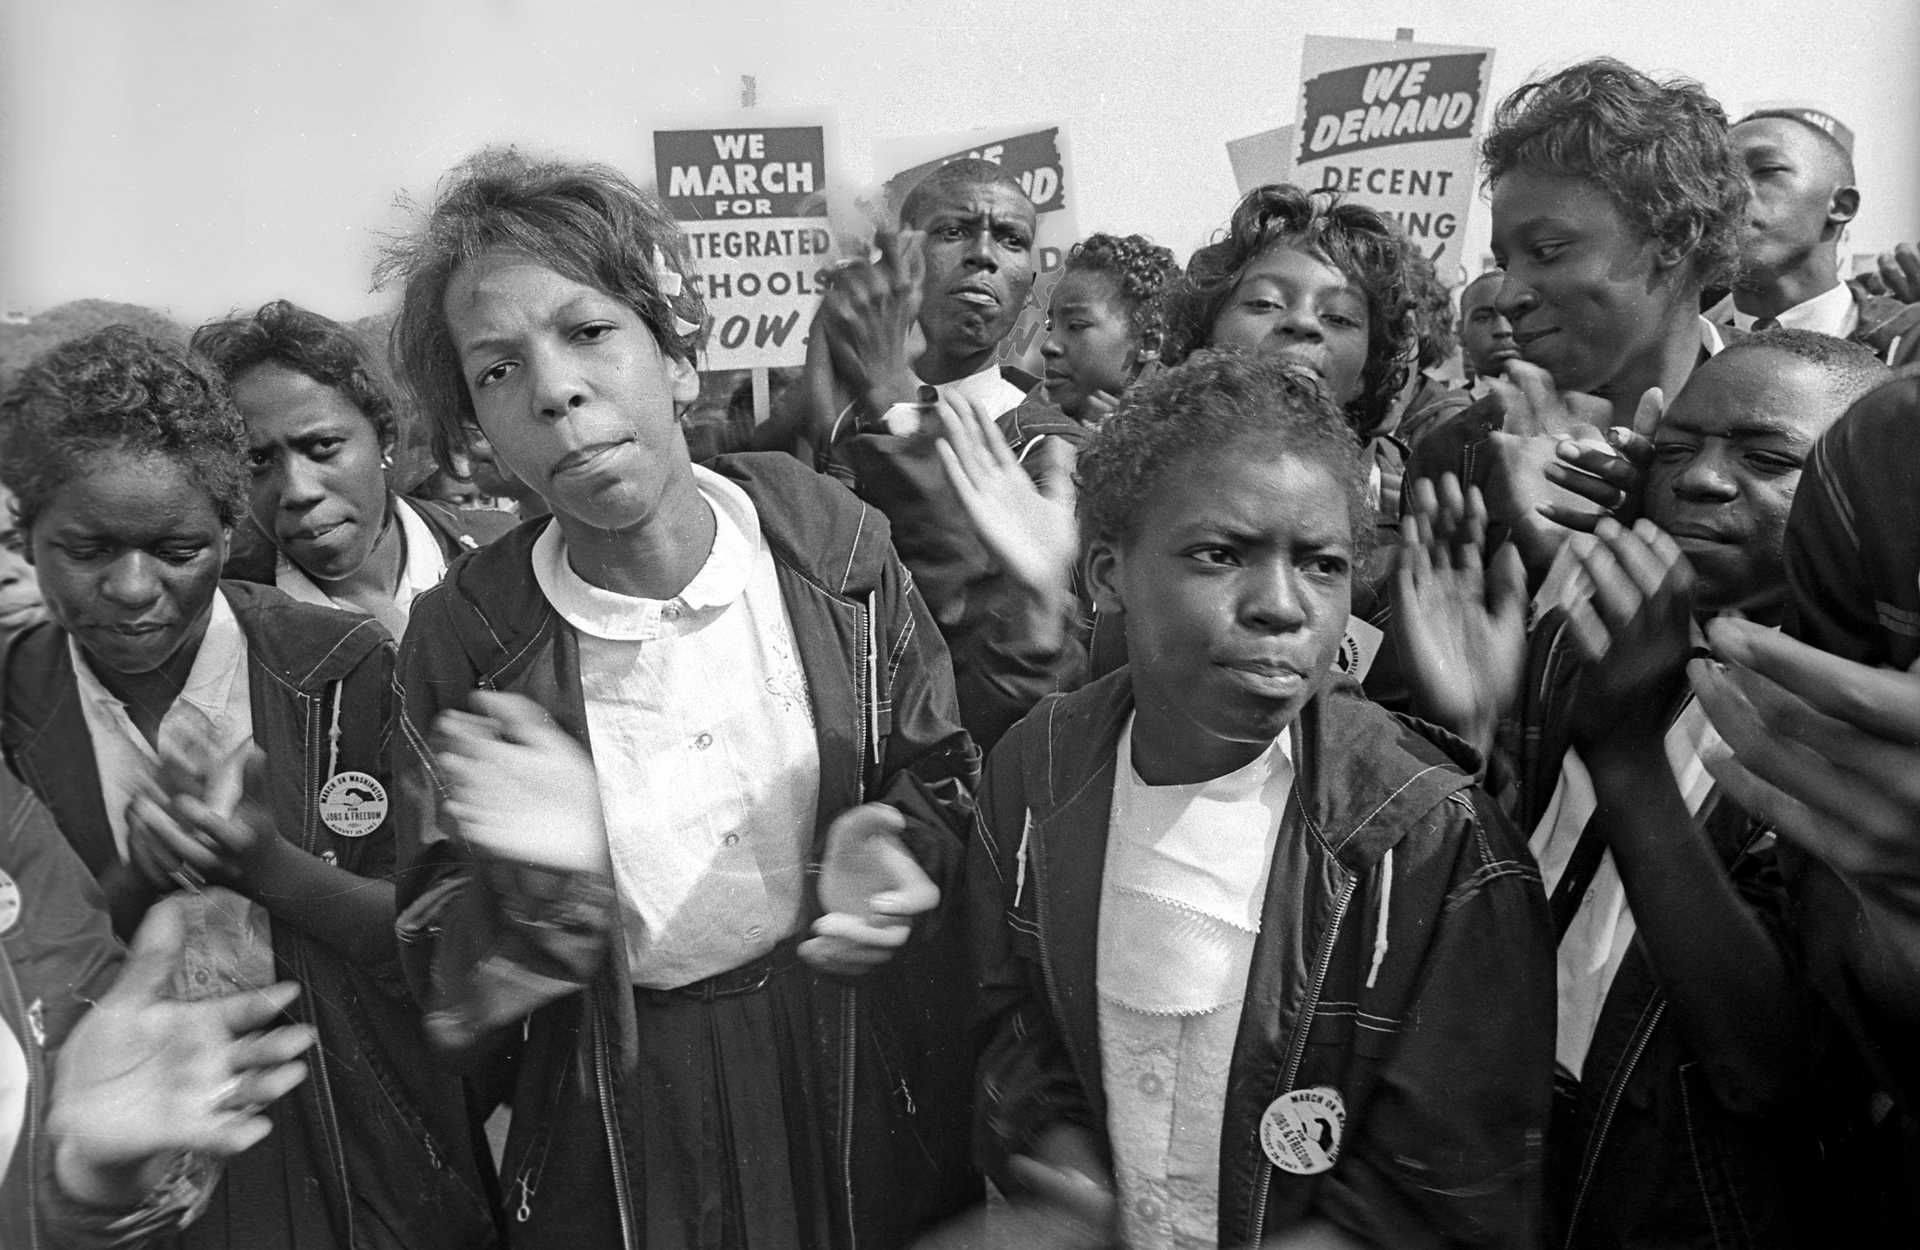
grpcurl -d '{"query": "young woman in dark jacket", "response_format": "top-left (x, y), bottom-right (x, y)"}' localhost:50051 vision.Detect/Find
top-left (380, 147), bottom-right (980, 1249)
top-left (0, 327), bottom-right (497, 1249)
top-left (965, 351), bottom-right (1554, 1249)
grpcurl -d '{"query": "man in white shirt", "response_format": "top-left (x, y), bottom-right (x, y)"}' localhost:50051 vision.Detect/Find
top-left (1728, 109), bottom-right (1920, 367)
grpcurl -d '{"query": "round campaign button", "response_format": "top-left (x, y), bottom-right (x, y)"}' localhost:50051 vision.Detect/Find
top-left (1259, 1085), bottom-right (1346, 1176)
top-left (0, 868), bottom-right (18, 933)
top-left (318, 771), bottom-right (388, 838)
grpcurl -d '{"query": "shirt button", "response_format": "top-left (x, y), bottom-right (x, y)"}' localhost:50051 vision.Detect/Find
top-left (663, 603), bottom-right (681, 619)
top-left (1138, 1071), bottom-right (1164, 1097)
top-left (722, 833), bottom-right (740, 847)
top-left (693, 732), bottom-right (713, 750)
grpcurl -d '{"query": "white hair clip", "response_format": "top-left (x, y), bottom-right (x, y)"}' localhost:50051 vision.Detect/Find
top-left (671, 314), bottom-right (701, 338)
top-left (652, 245), bottom-right (685, 298)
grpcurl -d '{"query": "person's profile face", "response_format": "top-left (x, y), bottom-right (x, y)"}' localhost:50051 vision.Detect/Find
top-left (231, 362), bottom-right (392, 584)
top-left (1646, 350), bottom-right (1836, 618)
top-left (443, 251), bottom-right (699, 533)
top-left (1040, 268), bottom-right (1138, 420)
top-left (1489, 170), bottom-right (1677, 396)
top-left (1206, 244), bottom-right (1370, 408)
top-left (1732, 118), bottom-right (1851, 284)
top-left (30, 450), bottom-right (228, 677)
top-left (0, 489), bottom-right (46, 637)
top-left (1088, 439), bottom-right (1352, 784)
top-left (1458, 275), bottom-right (1518, 378)
top-left (912, 181), bottom-right (1038, 363)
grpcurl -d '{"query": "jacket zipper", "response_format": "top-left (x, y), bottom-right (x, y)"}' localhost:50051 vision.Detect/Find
top-left (592, 991), bottom-right (639, 1250)
top-left (302, 688), bottom-right (356, 1247)
top-left (1561, 999), bottom-right (1667, 1247)
top-left (838, 597), bottom-right (874, 1250)
top-left (3, 954), bottom-right (42, 1250)
top-left (1249, 874), bottom-right (1358, 1244)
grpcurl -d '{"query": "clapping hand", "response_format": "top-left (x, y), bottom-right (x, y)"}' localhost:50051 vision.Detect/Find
top-left (1391, 474), bottom-right (1527, 752)
top-left (47, 895), bottom-right (315, 1208)
top-left (934, 389), bottom-right (1077, 600)
top-left (432, 691), bottom-right (610, 874)
top-left (802, 804), bottom-right (939, 977)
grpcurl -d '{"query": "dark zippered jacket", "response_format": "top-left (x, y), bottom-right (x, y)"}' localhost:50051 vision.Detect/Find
top-left (391, 453), bottom-right (981, 1248)
top-left (0, 581), bottom-right (497, 1249)
top-left (1503, 610), bottom-right (1825, 1249)
top-left (969, 667), bottom-right (1554, 1249)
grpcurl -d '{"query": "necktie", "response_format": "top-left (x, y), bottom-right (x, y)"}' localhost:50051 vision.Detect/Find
top-left (1752, 316), bottom-right (1779, 332)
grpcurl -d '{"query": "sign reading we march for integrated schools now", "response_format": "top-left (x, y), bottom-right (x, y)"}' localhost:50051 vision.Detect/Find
top-left (878, 125), bottom-right (1077, 375)
top-left (654, 126), bottom-right (831, 370)
top-left (1287, 37), bottom-right (1493, 266)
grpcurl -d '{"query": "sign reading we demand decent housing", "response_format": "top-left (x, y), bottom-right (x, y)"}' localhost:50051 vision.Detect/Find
top-left (1287, 36), bottom-right (1494, 267)
top-left (654, 125), bottom-right (831, 371)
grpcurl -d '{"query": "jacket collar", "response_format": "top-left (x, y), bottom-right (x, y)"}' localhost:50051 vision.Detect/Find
top-left (424, 452), bottom-right (887, 683)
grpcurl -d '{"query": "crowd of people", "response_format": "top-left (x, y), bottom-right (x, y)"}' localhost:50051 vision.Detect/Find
top-left (2, 51), bottom-right (1919, 1250)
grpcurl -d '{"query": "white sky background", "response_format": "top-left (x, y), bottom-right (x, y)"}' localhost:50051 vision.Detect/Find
top-left (4, 0), bottom-right (1917, 324)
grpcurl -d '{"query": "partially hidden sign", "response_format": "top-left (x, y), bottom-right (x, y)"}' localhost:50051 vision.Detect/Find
top-left (877, 124), bottom-right (1078, 375)
top-left (1288, 37), bottom-right (1494, 265)
top-left (654, 125), bottom-right (831, 370)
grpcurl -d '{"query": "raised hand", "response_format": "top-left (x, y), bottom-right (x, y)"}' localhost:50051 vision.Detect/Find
top-left (934, 390), bottom-right (1077, 599)
top-left (815, 230), bottom-right (927, 421)
top-left (432, 691), bottom-right (610, 874)
top-left (1391, 474), bottom-right (1527, 752)
top-left (1562, 518), bottom-right (1695, 750)
top-left (1691, 617), bottom-right (1920, 906)
top-left (47, 895), bottom-right (316, 1208)
top-left (802, 803), bottom-right (939, 977)
top-left (1869, 242), bottom-right (1920, 304)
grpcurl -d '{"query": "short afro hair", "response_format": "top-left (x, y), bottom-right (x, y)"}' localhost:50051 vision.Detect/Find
top-left (377, 146), bottom-right (709, 475)
top-left (1075, 348), bottom-right (1372, 568)
top-left (190, 299), bottom-right (398, 448)
top-left (1161, 184), bottom-right (1416, 436)
top-left (1482, 58), bottom-right (1747, 290)
top-left (1710, 327), bottom-right (1890, 412)
top-left (1063, 232), bottom-right (1183, 346)
top-left (896, 158), bottom-right (1035, 231)
top-left (0, 326), bottom-right (248, 530)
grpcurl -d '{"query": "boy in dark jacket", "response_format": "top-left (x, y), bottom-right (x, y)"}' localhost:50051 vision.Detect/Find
top-left (1399, 330), bottom-right (1892, 1246)
top-left (969, 350), bottom-right (1553, 1249)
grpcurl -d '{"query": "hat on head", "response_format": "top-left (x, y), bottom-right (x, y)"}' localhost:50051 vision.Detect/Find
top-left (1738, 105), bottom-right (1855, 157)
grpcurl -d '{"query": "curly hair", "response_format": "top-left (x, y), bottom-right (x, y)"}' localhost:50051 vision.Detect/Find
top-left (1064, 232), bottom-right (1183, 346)
top-left (1482, 58), bottom-right (1748, 290)
top-left (1161, 184), bottom-right (1415, 435)
top-left (376, 146), bottom-right (709, 474)
top-left (1076, 348), bottom-right (1372, 567)
top-left (1404, 249), bottom-right (1457, 371)
top-left (190, 299), bottom-right (398, 447)
top-left (0, 326), bottom-right (248, 529)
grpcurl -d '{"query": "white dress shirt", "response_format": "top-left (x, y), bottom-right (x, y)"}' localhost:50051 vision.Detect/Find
top-left (531, 465), bottom-right (820, 990)
top-left (70, 592), bottom-right (274, 995)
top-left (1731, 280), bottom-right (1858, 340)
top-left (275, 496), bottom-right (447, 635)
top-left (1098, 718), bottom-right (1294, 1249)
top-left (1530, 694), bottom-right (1724, 1080)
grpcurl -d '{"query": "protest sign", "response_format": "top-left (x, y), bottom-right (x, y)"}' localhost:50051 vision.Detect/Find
top-left (1226, 125), bottom-right (1297, 196)
top-left (654, 125), bottom-right (830, 371)
top-left (877, 124), bottom-right (1077, 374)
top-left (1287, 36), bottom-right (1493, 266)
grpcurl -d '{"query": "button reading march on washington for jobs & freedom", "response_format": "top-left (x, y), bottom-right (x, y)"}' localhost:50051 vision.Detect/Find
top-left (318, 771), bottom-right (388, 838)
top-left (1259, 1086), bottom-right (1346, 1176)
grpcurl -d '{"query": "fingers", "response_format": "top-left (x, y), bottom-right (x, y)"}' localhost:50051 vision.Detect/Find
top-left (1705, 616), bottom-right (1920, 745)
top-left (799, 912), bottom-right (913, 974)
top-left (1487, 541), bottom-right (1529, 628)
top-left (1546, 441), bottom-right (1639, 514)
top-left (1878, 243), bottom-right (1920, 304)
top-left (1501, 362), bottom-right (1560, 437)
top-left (211, 980), bottom-right (304, 1035)
top-left (465, 690), bottom-right (568, 748)
top-left (127, 794), bottom-right (226, 879)
top-left (111, 895), bottom-right (192, 1004)
top-left (1631, 387), bottom-right (1665, 440)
